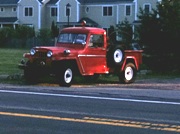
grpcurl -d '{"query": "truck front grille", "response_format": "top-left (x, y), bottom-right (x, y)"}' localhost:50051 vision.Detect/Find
top-left (35, 52), bottom-right (47, 58)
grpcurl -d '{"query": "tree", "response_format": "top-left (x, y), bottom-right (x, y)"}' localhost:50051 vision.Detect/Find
top-left (157, 0), bottom-right (180, 54)
top-left (51, 21), bottom-right (59, 38)
top-left (108, 25), bottom-right (116, 44)
top-left (138, 0), bottom-right (180, 72)
top-left (116, 18), bottom-right (133, 48)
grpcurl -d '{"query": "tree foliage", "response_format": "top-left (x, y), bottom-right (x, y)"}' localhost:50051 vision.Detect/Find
top-left (108, 25), bottom-right (116, 44)
top-left (37, 28), bottom-right (52, 46)
top-left (116, 18), bottom-right (133, 47)
top-left (51, 21), bottom-right (59, 38)
top-left (138, 0), bottom-right (180, 72)
top-left (0, 27), bottom-right (14, 47)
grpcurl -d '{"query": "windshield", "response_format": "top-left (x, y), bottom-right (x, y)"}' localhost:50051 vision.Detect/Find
top-left (57, 33), bottom-right (87, 45)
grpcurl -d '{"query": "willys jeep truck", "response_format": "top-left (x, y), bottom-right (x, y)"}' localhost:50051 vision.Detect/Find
top-left (19, 24), bottom-right (143, 87)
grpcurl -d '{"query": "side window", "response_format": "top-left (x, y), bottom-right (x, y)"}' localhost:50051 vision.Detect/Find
top-left (88, 34), bottom-right (104, 48)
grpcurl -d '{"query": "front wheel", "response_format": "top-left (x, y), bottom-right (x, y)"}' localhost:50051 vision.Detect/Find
top-left (24, 68), bottom-right (39, 84)
top-left (119, 63), bottom-right (137, 84)
top-left (58, 67), bottom-right (73, 87)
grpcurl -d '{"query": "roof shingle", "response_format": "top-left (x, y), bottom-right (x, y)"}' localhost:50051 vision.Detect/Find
top-left (0, 0), bottom-right (19, 5)
top-left (0, 17), bottom-right (18, 23)
top-left (78, 0), bottom-right (133, 4)
top-left (46, 0), bottom-right (134, 5)
top-left (47, 0), bottom-right (59, 5)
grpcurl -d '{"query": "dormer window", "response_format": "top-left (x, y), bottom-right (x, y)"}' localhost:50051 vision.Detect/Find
top-left (24, 7), bottom-right (33, 16)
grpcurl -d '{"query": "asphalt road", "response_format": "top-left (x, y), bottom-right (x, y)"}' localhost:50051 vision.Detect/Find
top-left (0, 84), bottom-right (180, 134)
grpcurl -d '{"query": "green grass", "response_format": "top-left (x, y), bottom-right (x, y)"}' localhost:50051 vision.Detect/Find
top-left (0, 48), bottom-right (28, 75)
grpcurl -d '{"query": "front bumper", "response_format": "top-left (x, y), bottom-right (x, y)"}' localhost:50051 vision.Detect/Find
top-left (18, 59), bottom-right (59, 76)
top-left (18, 59), bottom-right (52, 70)
top-left (18, 63), bottom-right (27, 70)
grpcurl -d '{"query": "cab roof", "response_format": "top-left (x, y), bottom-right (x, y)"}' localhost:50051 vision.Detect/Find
top-left (60, 27), bottom-right (106, 34)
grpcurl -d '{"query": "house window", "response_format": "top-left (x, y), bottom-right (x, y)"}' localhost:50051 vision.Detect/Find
top-left (12, 7), bottom-right (17, 12)
top-left (144, 4), bottom-right (151, 14)
top-left (103, 6), bottom-right (112, 16)
top-left (24, 7), bottom-right (33, 16)
top-left (0, 7), bottom-right (4, 12)
top-left (125, 5), bottom-right (131, 16)
top-left (51, 7), bottom-right (57, 17)
top-left (85, 7), bottom-right (89, 13)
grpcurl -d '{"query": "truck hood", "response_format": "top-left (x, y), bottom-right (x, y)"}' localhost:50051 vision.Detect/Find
top-left (33, 45), bottom-right (84, 54)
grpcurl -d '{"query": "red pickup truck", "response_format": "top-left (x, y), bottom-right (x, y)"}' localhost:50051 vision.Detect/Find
top-left (19, 25), bottom-right (143, 87)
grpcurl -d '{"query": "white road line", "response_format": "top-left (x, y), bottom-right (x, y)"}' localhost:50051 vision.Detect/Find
top-left (0, 90), bottom-right (180, 105)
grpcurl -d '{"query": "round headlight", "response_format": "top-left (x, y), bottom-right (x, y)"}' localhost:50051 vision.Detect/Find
top-left (30, 49), bottom-right (36, 55)
top-left (47, 51), bottom-right (53, 57)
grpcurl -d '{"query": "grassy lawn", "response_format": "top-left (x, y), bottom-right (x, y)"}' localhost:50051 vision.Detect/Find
top-left (0, 48), bottom-right (28, 75)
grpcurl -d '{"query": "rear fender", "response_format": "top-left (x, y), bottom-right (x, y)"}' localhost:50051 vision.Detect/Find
top-left (121, 57), bottom-right (138, 71)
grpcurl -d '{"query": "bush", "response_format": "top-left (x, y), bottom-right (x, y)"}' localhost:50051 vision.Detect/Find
top-left (0, 26), bottom-right (55, 48)
top-left (15, 25), bottom-right (35, 48)
top-left (0, 27), bottom-right (14, 47)
top-left (37, 28), bottom-right (53, 46)
top-left (143, 54), bottom-right (180, 73)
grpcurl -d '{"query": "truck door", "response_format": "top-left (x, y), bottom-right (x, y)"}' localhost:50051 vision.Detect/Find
top-left (79, 34), bottom-right (108, 75)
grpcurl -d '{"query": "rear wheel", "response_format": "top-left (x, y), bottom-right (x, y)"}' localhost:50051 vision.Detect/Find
top-left (119, 63), bottom-right (137, 84)
top-left (59, 66), bottom-right (73, 87)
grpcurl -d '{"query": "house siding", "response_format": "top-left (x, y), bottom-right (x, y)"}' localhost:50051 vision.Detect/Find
top-left (0, 6), bottom-right (17, 17)
top-left (44, 5), bottom-right (57, 29)
top-left (118, 4), bottom-right (135, 24)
